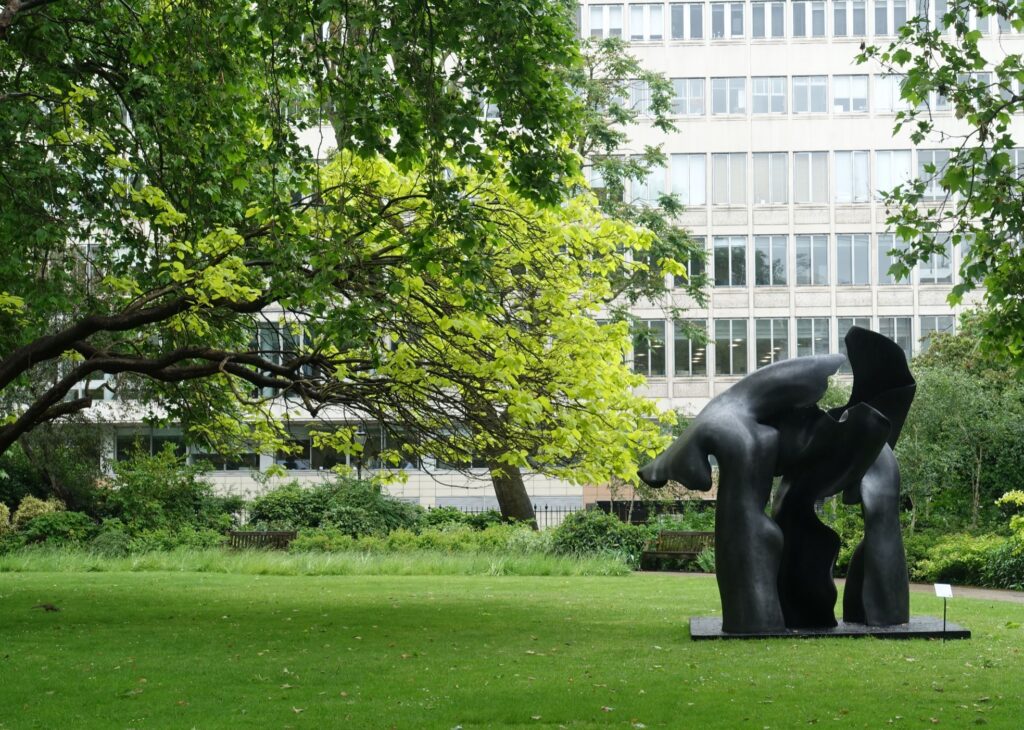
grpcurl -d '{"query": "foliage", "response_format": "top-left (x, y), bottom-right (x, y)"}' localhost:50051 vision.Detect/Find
top-left (981, 539), bottom-right (1024, 590)
top-left (20, 511), bottom-right (97, 546)
top-left (290, 523), bottom-right (551, 557)
top-left (0, 501), bottom-right (9, 534)
top-left (418, 507), bottom-right (505, 531)
top-left (549, 509), bottom-right (649, 564)
top-left (911, 533), bottom-right (1007, 585)
top-left (250, 476), bottom-right (422, 536)
top-left (12, 495), bottom-right (64, 529)
top-left (88, 519), bottom-right (134, 558)
top-left (649, 504), bottom-right (716, 532)
top-left (858, 3), bottom-right (1024, 365)
top-left (695, 547), bottom-right (716, 573)
top-left (100, 447), bottom-right (235, 533)
top-left (126, 527), bottom-right (227, 552)
top-left (818, 378), bottom-right (853, 410)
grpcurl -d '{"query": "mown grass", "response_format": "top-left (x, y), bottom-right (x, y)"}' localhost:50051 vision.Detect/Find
top-left (0, 547), bottom-right (632, 578)
top-left (1, 566), bottom-right (1022, 728)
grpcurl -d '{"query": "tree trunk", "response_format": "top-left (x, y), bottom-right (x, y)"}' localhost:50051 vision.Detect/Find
top-left (971, 445), bottom-right (983, 529)
top-left (488, 460), bottom-right (537, 529)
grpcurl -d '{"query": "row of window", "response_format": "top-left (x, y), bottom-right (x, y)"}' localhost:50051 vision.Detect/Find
top-left (634, 314), bottom-right (954, 377)
top-left (584, 1), bottom-right (1015, 42)
top-left (632, 73), bottom-right (1018, 120)
top-left (615, 147), bottom-right (991, 206)
top-left (114, 428), bottom-right (484, 472)
top-left (677, 232), bottom-right (957, 288)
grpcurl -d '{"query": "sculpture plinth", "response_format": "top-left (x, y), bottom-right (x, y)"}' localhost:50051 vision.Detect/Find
top-left (639, 327), bottom-right (936, 636)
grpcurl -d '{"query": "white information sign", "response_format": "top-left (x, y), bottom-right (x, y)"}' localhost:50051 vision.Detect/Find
top-left (934, 583), bottom-right (953, 598)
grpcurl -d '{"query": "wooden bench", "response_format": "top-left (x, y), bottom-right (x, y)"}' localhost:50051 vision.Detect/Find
top-left (228, 530), bottom-right (298, 550)
top-left (641, 530), bottom-right (714, 564)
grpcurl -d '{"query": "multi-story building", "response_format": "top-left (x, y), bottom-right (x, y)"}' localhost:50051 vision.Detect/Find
top-left (581, 0), bottom-right (1013, 416)
top-left (103, 2), bottom-right (1018, 511)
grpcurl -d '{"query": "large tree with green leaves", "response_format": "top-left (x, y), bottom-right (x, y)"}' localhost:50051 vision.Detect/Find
top-left (858, 2), bottom-right (1024, 365)
top-left (0, 0), bottom-right (678, 523)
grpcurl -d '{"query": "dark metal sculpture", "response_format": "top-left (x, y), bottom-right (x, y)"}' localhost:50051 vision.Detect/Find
top-left (638, 327), bottom-right (914, 634)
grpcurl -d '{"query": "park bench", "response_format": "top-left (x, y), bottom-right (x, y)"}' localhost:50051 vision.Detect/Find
top-left (641, 530), bottom-right (714, 566)
top-left (228, 530), bottom-right (297, 550)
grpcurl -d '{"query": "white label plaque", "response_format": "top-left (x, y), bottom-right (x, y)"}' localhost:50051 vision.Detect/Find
top-left (934, 583), bottom-right (953, 598)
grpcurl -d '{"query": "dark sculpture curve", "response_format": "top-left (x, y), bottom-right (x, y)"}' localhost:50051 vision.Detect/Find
top-left (638, 327), bottom-right (915, 633)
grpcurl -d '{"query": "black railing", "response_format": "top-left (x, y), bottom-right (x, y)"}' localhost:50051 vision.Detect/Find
top-left (428, 504), bottom-right (584, 529)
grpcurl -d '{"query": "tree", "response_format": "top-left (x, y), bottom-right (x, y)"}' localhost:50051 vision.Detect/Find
top-left (0, 0), bottom-right (581, 451)
top-left (0, 0), bottom-right (674, 523)
top-left (858, 2), bottom-right (1024, 365)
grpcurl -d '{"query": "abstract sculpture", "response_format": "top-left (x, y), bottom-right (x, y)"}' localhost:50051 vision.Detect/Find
top-left (638, 327), bottom-right (914, 634)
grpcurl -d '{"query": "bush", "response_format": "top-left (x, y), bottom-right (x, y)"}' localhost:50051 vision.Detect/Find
top-left (20, 511), bottom-right (97, 546)
top-left (550, 510), bottom-right (648, 565)
top-left (0, 502), bottom-right (9, 534)
top-left (289, 523), bottom-right (547, 555)
top-left (912, 533), bottom-right (1007, 584)
top-left (649, 504), bottom-right (716, 532)
top-left (983, 539), bottom-right (1024, 590)
top-left (128, 527), bottom-right (227, 552)
top-left (89, 519), bottom-right (134, 557)
top-left (100, 448), bottom-right (232, 533)
top-left (12, 495), bottom-right (64, 529)
top-left (250, 477), bottom-right (423, 536)
top-left (418, 506), bottom-right (503, 531)
top-left (695, 547), bottom-right (716, 573)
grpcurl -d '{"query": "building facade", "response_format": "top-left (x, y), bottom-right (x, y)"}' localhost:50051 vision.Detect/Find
top-left (103, 2), bottom-right (1019, 509)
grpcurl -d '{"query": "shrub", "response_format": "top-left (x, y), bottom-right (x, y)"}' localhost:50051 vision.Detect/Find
top-left (983, 539), bottom-right (1024, 590)
top-left (912, 533), bottom-right (1007, 584)
top-left (100, 448), bottom-right (231, 533)
top-left (128, 527), bottom-right (226, 552)
top-left (0, 502), bottom-right (9, 534)
top-left (251, 477), bottom-right (423, 535)
top-left (289, 528), bottom-right (356, 553)
top-left (20, 511), bottom-right (97, 546)
top-left (649, 504), bottom-right (716, 532)
top-left (12, 495), bottom-right (64, 529)
top-left (89, 519), bottom-right (134, 557)
top-left (550, 510), bottom-right (648, 564)
top-left (418, 506), bottom-right (503, 531)
top-left (695, 547), bottom-right (716, 573)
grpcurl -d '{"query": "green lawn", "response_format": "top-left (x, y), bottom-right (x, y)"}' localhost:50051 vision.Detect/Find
top-left (1, 568), bottom-right (1021, 728)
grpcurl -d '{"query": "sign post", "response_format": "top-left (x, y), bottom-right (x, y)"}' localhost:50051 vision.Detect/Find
top-left (934, 583), bottom-right (953, 641)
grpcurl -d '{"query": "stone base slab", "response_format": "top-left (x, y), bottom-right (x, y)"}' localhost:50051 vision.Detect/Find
top-left (690, 616), bottom-right (971, 640)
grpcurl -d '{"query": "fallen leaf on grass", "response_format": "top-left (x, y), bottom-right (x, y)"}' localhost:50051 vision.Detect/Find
top-left (601, 706), bottom-right (614, 712)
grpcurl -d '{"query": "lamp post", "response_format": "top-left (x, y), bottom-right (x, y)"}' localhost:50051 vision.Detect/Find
top-left (354, 426), bottom-right (367, 481)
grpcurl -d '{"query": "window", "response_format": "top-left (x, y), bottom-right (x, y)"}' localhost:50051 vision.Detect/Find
top-left (671, 77), bottom-right (705, 115)
top-left (711, 77), bottom-right (746, 114)
top-left (713, 236), bottom-right (747, 287)
top-left (877, 233), bottom-right (909, 285)
top-left (755, 235), bottom-right (788, 286)
top-left (673, 236), bottom-right (707, 288)
top-left (918, 233), bottom-right (953, 284)
top-left (711, 2), bottom-right (744, 38)
top-left (756, 318), bottom-right (790, 367)
top-left (715, 319), bottom-right (748, 375)
top-left (835, 150), bottom-right (870, 203)
top-left (276, 438), bottom-right (312, 470)
top-left (874, 0), bottom-right (889, 34)
top-left (752, 1), bottom-right (786, 37)
top-left (753, 152), bottom-right (788, 204)
top-left (629, 79), bottom-right (653, 116)
top-left (933, 0), bottom-right (948, 32)
top-left (193, 449), bottom-right (260, 471)
top-left (671, 153), bottom-right (706, 205)
top-left (792, 1), bottom-right (826, 37)
top-left (712, 152), bottom-right (747, 204)
top-left (837, 316), bottom-right (872, 372)
top-left (633, 320), bottom-right (667, 376)
top-left (670, 2), bottom-right (705, 38)
top-left (919, 315), bottom-right (954, 351)
top-left (893, 0), bottom-right (908, 31)
top-left (674, 321), bottom-right (708, 376)
top-left (836, 234), bottom-right (870, 285)
top-left (796, 318), bottom-right (830, 356)
top-left (795, 234), bottom-right (829, 285)
top-left (918, 149), bottom-right (951, 200)
top-left (752, 76), bottom-right (787, 114)
top-left (879, 316), bottom-right (913, 361)
top-left (874, 150), bottom-right (913, 199)
top-left (634, 162), bottom-right (666, 205)
top-left (975, 7), bottom-right (989, 33)
top-left (833, 75), bottom-right (869, 112)
top-left (590, 4), bottom-right (624, 37)
top-left (873, 74), bottom-right (909, 112)
top-left (834, 0), bottom-right (867, 36)
top-left (794, 151), bottom-right (828, 203)
top-left (116, 432), bottom-right (187, 461)
top-left (793, 76), bottom-right (828, 113)
top-left (630, 3), bottom-right (664, 40)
